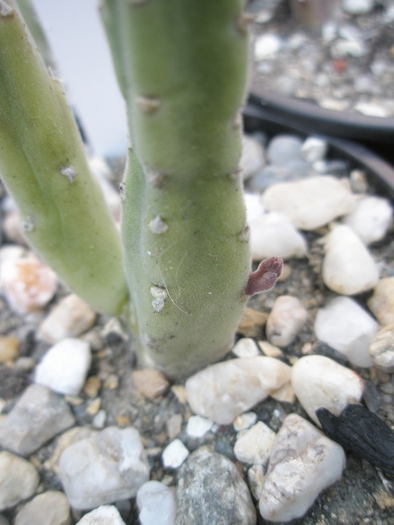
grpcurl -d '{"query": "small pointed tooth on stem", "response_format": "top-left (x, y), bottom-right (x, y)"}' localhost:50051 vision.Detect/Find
top-left (245, 256), bottom-right (283, 296)
top-left (239, 225), bottom-right (250, 243)
top-left (136, 95), bottom-right (161, 114)
top-left (235, 12), bottom-right (255, 35)
top-left (231, 112), bottom-right (242, 130)
top-left (149, 215), bottom-right (168, 234)
top-left (146, 168), bottom-right (165, 187)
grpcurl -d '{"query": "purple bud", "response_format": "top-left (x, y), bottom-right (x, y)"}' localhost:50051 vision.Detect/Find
top-left (245, 256), bottom-right (283, 296)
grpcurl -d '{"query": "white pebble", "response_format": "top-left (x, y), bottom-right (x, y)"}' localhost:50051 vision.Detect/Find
top-left (240, 136), bottom-right (265, 180)
top-left (369, 324), bottom-right (394, 372)
top-left (343, 0), bottom-right (374, 15)
top-left (186, 415), bottom-right (214, 438)
top-left (233, 412), bottom-right (257, 432)
top-left (0, 452), bottom-right (39, 511)
top-left (76, 505), bottom-right (126, 524)
top-left (59, 427), bottom-right (149, 510)
top-left (315, 296), bottom-right (378, 367)
top-left (291, 355), bottom-right (364, 425)
top-left (35, 338), bottom-right (91, 396)
top-left (234, 421), bottom-right (276, 465)
top-left (266, 296), bottom-right (308, 348)
top-left (301, 137), bottom-right (328, 163)
top-left (250, 212), bottom-right (308, 261)
top-left (244, 193), bottom-right (265, 223)
top-left (355, 101), bottom-right (391, 118)
top-left (185, 357), bottom-right (291, 425)
top-left (254, 34), bottom-right (282, 60)
top-left (162, 439), bottom-right (189, 469)
top-left (136, 481), bottom-right (177, 525)
top-left (262, 176), bottom-right (355, 230)
top-left (232, 338), bottom-right (259, 358)
top-left (248, 464), bottom-right (265, 500)
top-left (343, 196), bottom-right (392, 245)
top-left (259, 414), bottom-right (345, 522)
top-left (38, 294), bottom-right (97, 344)
top-left (322, 225), bottom-right (379, 295)
top-left (1, 253), bottom-right (57, 314)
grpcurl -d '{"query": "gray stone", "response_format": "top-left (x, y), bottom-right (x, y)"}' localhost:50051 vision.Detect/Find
top-left (0, 452), bottom-right (39, 511)
top-left (175, 448), bottom-right (256, 525)
top-left (14, 491), bottom-right (70, 525)
top-left (59, 426), bottom-right (149, 510)
top-left (0, 384), bottom-right (75, 456)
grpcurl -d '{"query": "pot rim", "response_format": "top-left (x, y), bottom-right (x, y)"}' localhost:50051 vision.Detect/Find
top-left (249, 86), bottom-right (394, 143)
top-left (243, 99), bottom-right (394, 200)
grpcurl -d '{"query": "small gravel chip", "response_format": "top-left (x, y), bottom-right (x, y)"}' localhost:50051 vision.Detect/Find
top-left (186, 415), bottom-right (213, 438)
top-left (162, 439), bottom-right (189, 469)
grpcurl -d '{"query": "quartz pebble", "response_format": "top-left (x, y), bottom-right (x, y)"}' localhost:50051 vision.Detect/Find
top-left (232, 338), bottom-right (259, 358)
top-left (322, 225), bottom-right (379, 295)
top-left (14, 491), bottom-right (70, 525)
top-left (136, 481), bottom-right (177, 525)
top-left (255, 34), bottom-right (282, 60)
top-left (266, 296), bottom-right (308, 348)
top-left (369, 324), bottom-right (394, 372)
top-left (35, 338), bottom-right (91, 396)
top-left (240, 136), bottom-right (265, 180)
top-left (368, 277), bottom-right (394, 326)
top-left (266, 135), bottom-right (304, 167)
top-left (76, 506), bottom-right (126, 525)
top-left (259, 414), bottom-right (346, 522)
top-left (185, 357), bottom-right (291, 425)
top-left (234, 421), bottom-right (276, 465)
top-left (1, 253), bottom-right (57, 313)
top-left (186, 415), bottom-right (213, 438)
top-left (0, 452), bottom-right (39, 511)
top-left (162, 439), bottom-right (189, 469)
top-left (0, 384), bottom-right (75, 456)
top-left (132, 368), bottom-right (169, 399)
top-left (291, 355), bottom-right (364, 425)
top-left (44, 427), bottom-right (97, 474)
top-left (59, 426), bottom-right (149, 510)
top-left (314, 297), bottom-right (378, 367)
top-left (38, 294), bottom-right (97, 343)
top-left (301, 136), bottom-right (328, 163)
top-left (244, 193), bottom-right (265, 223)
top-left (175, 449), bottom-right (256, 525)
top-left (233, 412), bottom-right (257, 432)
top-left (343, 196), bottom-right (392, 245)
top-left (343, 0), bottom-right (374, 15)
top-left (250, 212), bottom-right (308, 261)
top-left (262, 176), bottom-right (355, 230)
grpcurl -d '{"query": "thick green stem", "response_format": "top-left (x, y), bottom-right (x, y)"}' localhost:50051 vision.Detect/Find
top-left (102, 0), bottom-right (252, 377)
top-left (0, 1), bottom-right (129, 316)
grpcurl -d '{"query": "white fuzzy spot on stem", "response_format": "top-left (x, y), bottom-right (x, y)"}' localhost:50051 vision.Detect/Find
top-left (137, 96), bottom-right (160, 114)
top-left (150, 286), bottom-right (167, 300)
top-left (60, 165), bottom-right (78, 184)
top-left (0, 1), bottom-right (13, 16)
top-left (149, 215), bottom-right (168, 234)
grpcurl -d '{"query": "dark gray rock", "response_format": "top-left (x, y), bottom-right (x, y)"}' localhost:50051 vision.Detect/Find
top-left (175, 448), bottom-right (256, 525)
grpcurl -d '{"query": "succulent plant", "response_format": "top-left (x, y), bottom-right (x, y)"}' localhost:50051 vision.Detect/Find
top-left (0, 0), bottom-right (281, 378)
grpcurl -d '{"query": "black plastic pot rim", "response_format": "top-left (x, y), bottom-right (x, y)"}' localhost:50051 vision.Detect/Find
top-left (249, 86), bottom-right (394, 144)
top-left (243, 98), bottom-right (394, 201)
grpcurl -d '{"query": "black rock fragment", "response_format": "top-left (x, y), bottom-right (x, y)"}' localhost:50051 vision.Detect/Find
top-left (316, 404), bottom-right (394, 477)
